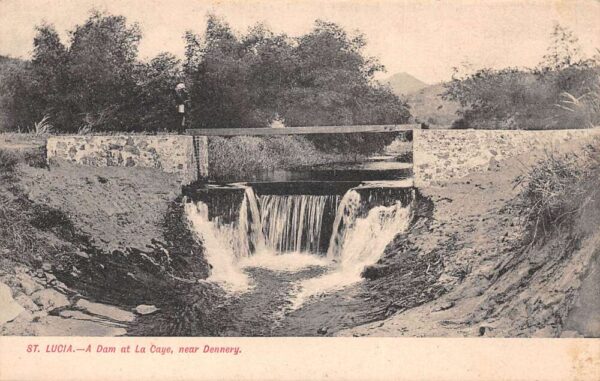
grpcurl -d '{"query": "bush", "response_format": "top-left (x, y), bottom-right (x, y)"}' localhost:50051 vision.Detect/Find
top-left (208, 135), bottom-right (361, 182)
top-left (515, 138), bottom-right (600, 245)
top-left (0, 149), bottom-right (18, 176)
top-left (444, 25), bottom-right (600, 130)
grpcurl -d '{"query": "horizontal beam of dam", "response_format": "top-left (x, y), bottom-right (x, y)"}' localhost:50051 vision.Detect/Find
top-left (186, 124), bottom-right (420, 136)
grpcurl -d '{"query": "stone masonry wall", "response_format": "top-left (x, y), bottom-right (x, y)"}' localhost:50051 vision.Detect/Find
top-left (413, 128), bottom-right (600, 187)
top-left (47, 135), bottom-right (208, 185)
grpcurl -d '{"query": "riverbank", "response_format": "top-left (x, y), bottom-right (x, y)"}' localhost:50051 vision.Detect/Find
top-left (338, 138), bottom-right (600, 337)
top-left (0, 140), bottom-right (220, 335)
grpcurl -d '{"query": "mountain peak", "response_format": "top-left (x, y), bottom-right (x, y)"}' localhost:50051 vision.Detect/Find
top-left (384, 72), bottom-right (428, 96)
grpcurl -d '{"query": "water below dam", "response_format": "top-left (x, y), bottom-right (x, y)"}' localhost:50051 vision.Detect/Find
top-left (174, 153), bottom-right (417, 335)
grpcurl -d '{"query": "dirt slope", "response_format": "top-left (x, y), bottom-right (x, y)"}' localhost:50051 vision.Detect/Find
top-left (18, 161), bottom-right (181, 252)
top-left (339, 143), bottom-right (599, 337)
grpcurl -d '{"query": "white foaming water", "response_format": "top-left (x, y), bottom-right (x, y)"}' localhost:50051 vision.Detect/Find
top-left (290, 197), bottom-right (412, 309)
top-left (184, 201), bottom-right (252, 293)
top-left (240, 250), bottom-right (329, 272)
top-left (184, 188), bottom-right (335, 291)
top-left (185, 184), bottom-right (413, 304)
top-left (327, 190), bottom-right (362, 260)
top-left (238, 187), bottom-right (266, 257)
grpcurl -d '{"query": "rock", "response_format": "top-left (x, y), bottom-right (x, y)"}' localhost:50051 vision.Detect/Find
top-left (31, 289), bottom-right (70, 310)
top-left (1, 309), bottom-right (38, 335)
top-left (17, 273), bottom-right (43, 295)
top-left (478, 326), bottom-right (491, 336)
top-left (34, 316), bottom-right (127, 336)
top-left (45, 273), bottom-right (57, 284)
top-left (14, 265), bottom-right (28, 274)
top-left (135, 304), bottom-right (159, 315)
top-left (317, 327), bottom-right (329, 335)
top-left (32, 310), bottom-right (48, 321)
top-left (60, 310), bottom-right (99, 321)
top-left (432, 301), bottom-right (455, 312)
top-left (41, 262), bottom-right (52, 272)
top-left (74, 251), bottom-right (89, 259)
top-left (14, 293), bottom-right (40, 312)
top-left (75, 299), bottom-right (135, 322)
top-left (13, 309), bottom-right (34, 323)
top-left (53, 281), bottom-right (75, 295)
top-left (361, 264), bottom-right (391, 280)
top-left (0, 282), bottom-right (25, 325)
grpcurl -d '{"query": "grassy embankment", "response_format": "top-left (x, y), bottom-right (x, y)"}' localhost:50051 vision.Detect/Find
top-left (208, 135), bottom-right (360, 182)
top-left (207, 133), bottom-right (412, 182)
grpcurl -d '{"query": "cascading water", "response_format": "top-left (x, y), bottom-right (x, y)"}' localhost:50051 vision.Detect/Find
top-left (184, 201), bottom-right (251, 292)
top-left (185, 183), bottom-right (414, 303)
top-left (259, 194), bottom-right (340, 254)
top-left (289, 189), bottom-right (413, 308)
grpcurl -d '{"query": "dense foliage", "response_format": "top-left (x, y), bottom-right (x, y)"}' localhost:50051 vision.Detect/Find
top-left (515, 138), bottom-right (600, 246)
top-left (444, 25), bottom-right (600, 130)
top-left (1, 12), bottom-right (182, 133)
top-left (0, 11), bottom-right (409, 150)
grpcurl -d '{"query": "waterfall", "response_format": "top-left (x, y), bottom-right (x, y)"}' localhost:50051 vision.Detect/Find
top-left (184, 183), bottom-right (414, 299)
top-left (326, 190), bottom-right (361, 260)
top-left (259, 194), bottom-right (340, 254)
top-left (238, 187), bottom-right (265, 257)
top-left (184, 200), bottom-right (251, 292)
top-left (290, 190), bottom-right (414, 308)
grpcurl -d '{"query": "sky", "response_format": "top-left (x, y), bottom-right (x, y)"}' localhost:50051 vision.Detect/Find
top-left (1, 0), bottom-right (599, 83)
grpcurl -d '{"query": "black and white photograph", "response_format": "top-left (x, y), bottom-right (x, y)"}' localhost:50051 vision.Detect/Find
top-left (0, 0), bottom-right (599, 378)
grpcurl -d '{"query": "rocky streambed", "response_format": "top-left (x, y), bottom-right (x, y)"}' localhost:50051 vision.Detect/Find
top-left (0, 265), bottom-right (158, 336)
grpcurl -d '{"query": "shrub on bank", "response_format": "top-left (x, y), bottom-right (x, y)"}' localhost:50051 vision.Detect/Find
top-left (515, 137), bottom-right (600, 245)
top-left (0, 149), bottom-right (18, 176)
top-left (208, 135), bottom-right (364, 182)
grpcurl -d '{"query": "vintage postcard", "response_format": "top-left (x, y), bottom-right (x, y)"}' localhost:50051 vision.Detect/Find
top-left (0, 0), bottom-right (599, 380)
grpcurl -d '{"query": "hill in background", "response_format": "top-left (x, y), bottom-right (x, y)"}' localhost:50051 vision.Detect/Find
top-left (384, 72), bottom-right (428, 95)
top-left (384, 72), bottom-right (462, 128)
top-left (405, 83), bottom-right (463, 128)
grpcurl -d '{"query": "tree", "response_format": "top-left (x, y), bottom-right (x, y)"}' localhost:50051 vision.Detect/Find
top-left (183, 15), bottom-right (410, 154)
top-left (30, 23), bottom-right (68, 128)
top-left (134, 53), bottom-right (183, 131)
top-left (540, 24), bottom-right (583, 71)
top-left (65, 10), bottom-right (142, 132)
top-left (0, 56), bottom-right (32, 131)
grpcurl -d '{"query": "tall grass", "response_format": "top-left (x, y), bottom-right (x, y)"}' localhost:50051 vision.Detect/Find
top-left (554, 88), bottom-right (600, 129)
top-left (515, 138), bottom-right (600, 245)
top-left (32, 115), bottom-right (54, 135)
top-left (208, 135), bottom-right (360, 182)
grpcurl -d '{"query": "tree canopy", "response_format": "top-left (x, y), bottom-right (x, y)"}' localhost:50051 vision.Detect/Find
top-left (0, 11), bottom-right (409, 137)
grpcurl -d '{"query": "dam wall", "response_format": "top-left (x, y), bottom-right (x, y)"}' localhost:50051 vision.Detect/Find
top-left (45, 127), bottom-right (600, 187)
top-left (413, 128), bottom-right (600, 187)
top-left (47, 135), bottom-right (208, 185)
